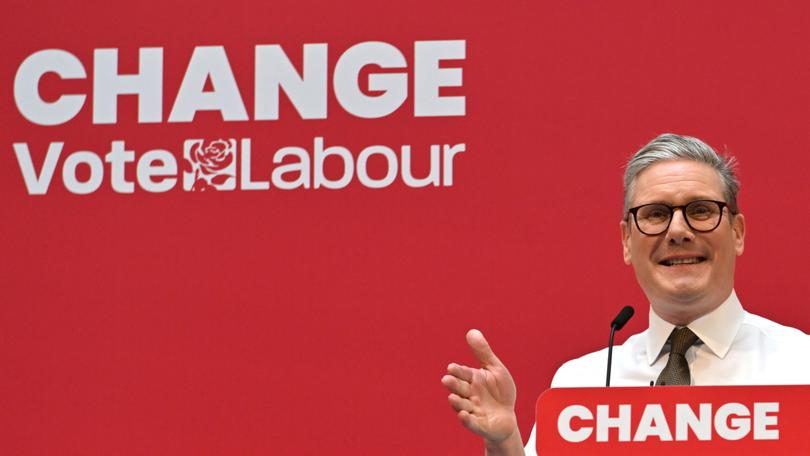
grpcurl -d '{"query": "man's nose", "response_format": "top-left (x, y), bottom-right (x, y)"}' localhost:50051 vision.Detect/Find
top-left (666, 208), bottom-right (695, 244)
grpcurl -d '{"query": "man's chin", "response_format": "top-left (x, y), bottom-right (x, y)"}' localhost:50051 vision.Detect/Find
top-left (651, 269), bottom-right (710, 299)
top-left (663, 289), bottom-right (706, 305)
top-left (650, 281), bottom-right (711, 306)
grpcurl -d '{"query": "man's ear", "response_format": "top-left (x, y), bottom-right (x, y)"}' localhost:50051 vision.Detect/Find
top-left (620, 219), bottom-right (632, 265)
top-left (732, 212), bottom-right (745, 256)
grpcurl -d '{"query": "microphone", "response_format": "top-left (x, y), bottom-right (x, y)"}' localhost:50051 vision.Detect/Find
top-left (611, 306), bottom-right (634, 331)
top-left (605, 305), bottom-right (634, 386)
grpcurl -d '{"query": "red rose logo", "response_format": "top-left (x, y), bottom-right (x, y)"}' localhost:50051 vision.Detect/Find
top-left (191, 139), bottom-right (234, 174)
top-left (182, 138), bottom-right (237, 192)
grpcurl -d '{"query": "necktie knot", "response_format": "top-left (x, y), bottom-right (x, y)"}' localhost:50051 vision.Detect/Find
top-left (669, 327), bottom-right (698, 356)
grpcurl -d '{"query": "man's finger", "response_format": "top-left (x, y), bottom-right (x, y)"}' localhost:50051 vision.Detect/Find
top-left (466, 329), bottom-right (503, 367)
top-left (448, 393), bottom-right (474, 414)
top-left (457, 410), bottom-right (481, 434)
top-left (447, 363), bottom-right (474, 383)
top-left (441, 374), bottom-right (472, 398)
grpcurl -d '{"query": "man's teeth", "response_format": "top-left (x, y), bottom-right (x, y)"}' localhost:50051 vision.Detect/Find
top-left (663, 257), bottom-right (704, 266)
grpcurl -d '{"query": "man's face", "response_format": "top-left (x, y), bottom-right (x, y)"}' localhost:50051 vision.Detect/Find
top-left (620, 160), bottom-right (745, 325)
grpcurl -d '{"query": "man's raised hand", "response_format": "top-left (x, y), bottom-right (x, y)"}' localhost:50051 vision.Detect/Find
top-left (441, 329), bottom-right (522, 450)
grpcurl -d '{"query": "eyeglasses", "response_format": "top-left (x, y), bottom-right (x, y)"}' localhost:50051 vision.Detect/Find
top-left (627, 200), bottom-right (731, 236)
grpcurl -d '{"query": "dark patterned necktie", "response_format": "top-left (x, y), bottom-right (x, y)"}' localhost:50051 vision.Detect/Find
top-left (655, 327), bottom-right (699, 386)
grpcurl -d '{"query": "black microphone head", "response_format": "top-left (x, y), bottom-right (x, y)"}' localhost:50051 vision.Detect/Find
top-left (610, 305), bottom-right (635, 331)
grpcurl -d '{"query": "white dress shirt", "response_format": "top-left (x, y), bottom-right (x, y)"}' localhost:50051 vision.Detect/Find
top-left (523, 290), bottom-right (810, 454)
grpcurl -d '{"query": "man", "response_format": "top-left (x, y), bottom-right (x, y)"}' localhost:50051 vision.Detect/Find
top-left (441, 133), bottom-right (810, 455)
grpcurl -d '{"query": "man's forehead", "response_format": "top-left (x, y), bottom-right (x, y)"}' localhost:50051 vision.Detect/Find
top-left (631, 160), bottom-right (725, 204)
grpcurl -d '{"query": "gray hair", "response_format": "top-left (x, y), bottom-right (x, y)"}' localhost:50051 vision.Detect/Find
top-left (623, 133), bottom-right (740, 215)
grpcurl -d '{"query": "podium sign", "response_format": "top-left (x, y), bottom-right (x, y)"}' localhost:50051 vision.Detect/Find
top-left (536, 385), bottom-right (810, 455)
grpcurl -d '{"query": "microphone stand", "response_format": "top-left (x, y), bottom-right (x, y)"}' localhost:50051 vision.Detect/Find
top-left (606, 324), bottom-right (618, 387)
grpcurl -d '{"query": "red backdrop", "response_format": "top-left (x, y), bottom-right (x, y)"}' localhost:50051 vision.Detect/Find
top-left (2, 1), bottom-right (809, 454)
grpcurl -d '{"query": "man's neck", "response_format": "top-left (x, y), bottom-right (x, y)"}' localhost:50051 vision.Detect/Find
top-left (650, 290), bottom-right (734, 326)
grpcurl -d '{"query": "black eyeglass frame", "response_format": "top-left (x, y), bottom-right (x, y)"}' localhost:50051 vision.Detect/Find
top-left (626, 200), bottom-right (734, 236)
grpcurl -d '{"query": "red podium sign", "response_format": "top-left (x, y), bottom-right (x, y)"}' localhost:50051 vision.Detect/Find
top-left (536, 385), bottom-right (810, 455)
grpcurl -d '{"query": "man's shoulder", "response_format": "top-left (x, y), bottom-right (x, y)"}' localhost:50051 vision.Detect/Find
top-left (742, 311), bottom-right (810, 348)
top-left (743, 312), bottom-right (808, 338)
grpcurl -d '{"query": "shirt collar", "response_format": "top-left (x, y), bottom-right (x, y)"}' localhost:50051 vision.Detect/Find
top-left (645, 290), bottom-right (745, 365)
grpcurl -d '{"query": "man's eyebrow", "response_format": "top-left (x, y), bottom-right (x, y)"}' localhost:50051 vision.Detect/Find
top-left (635, 196), bottom-right (720, 206)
